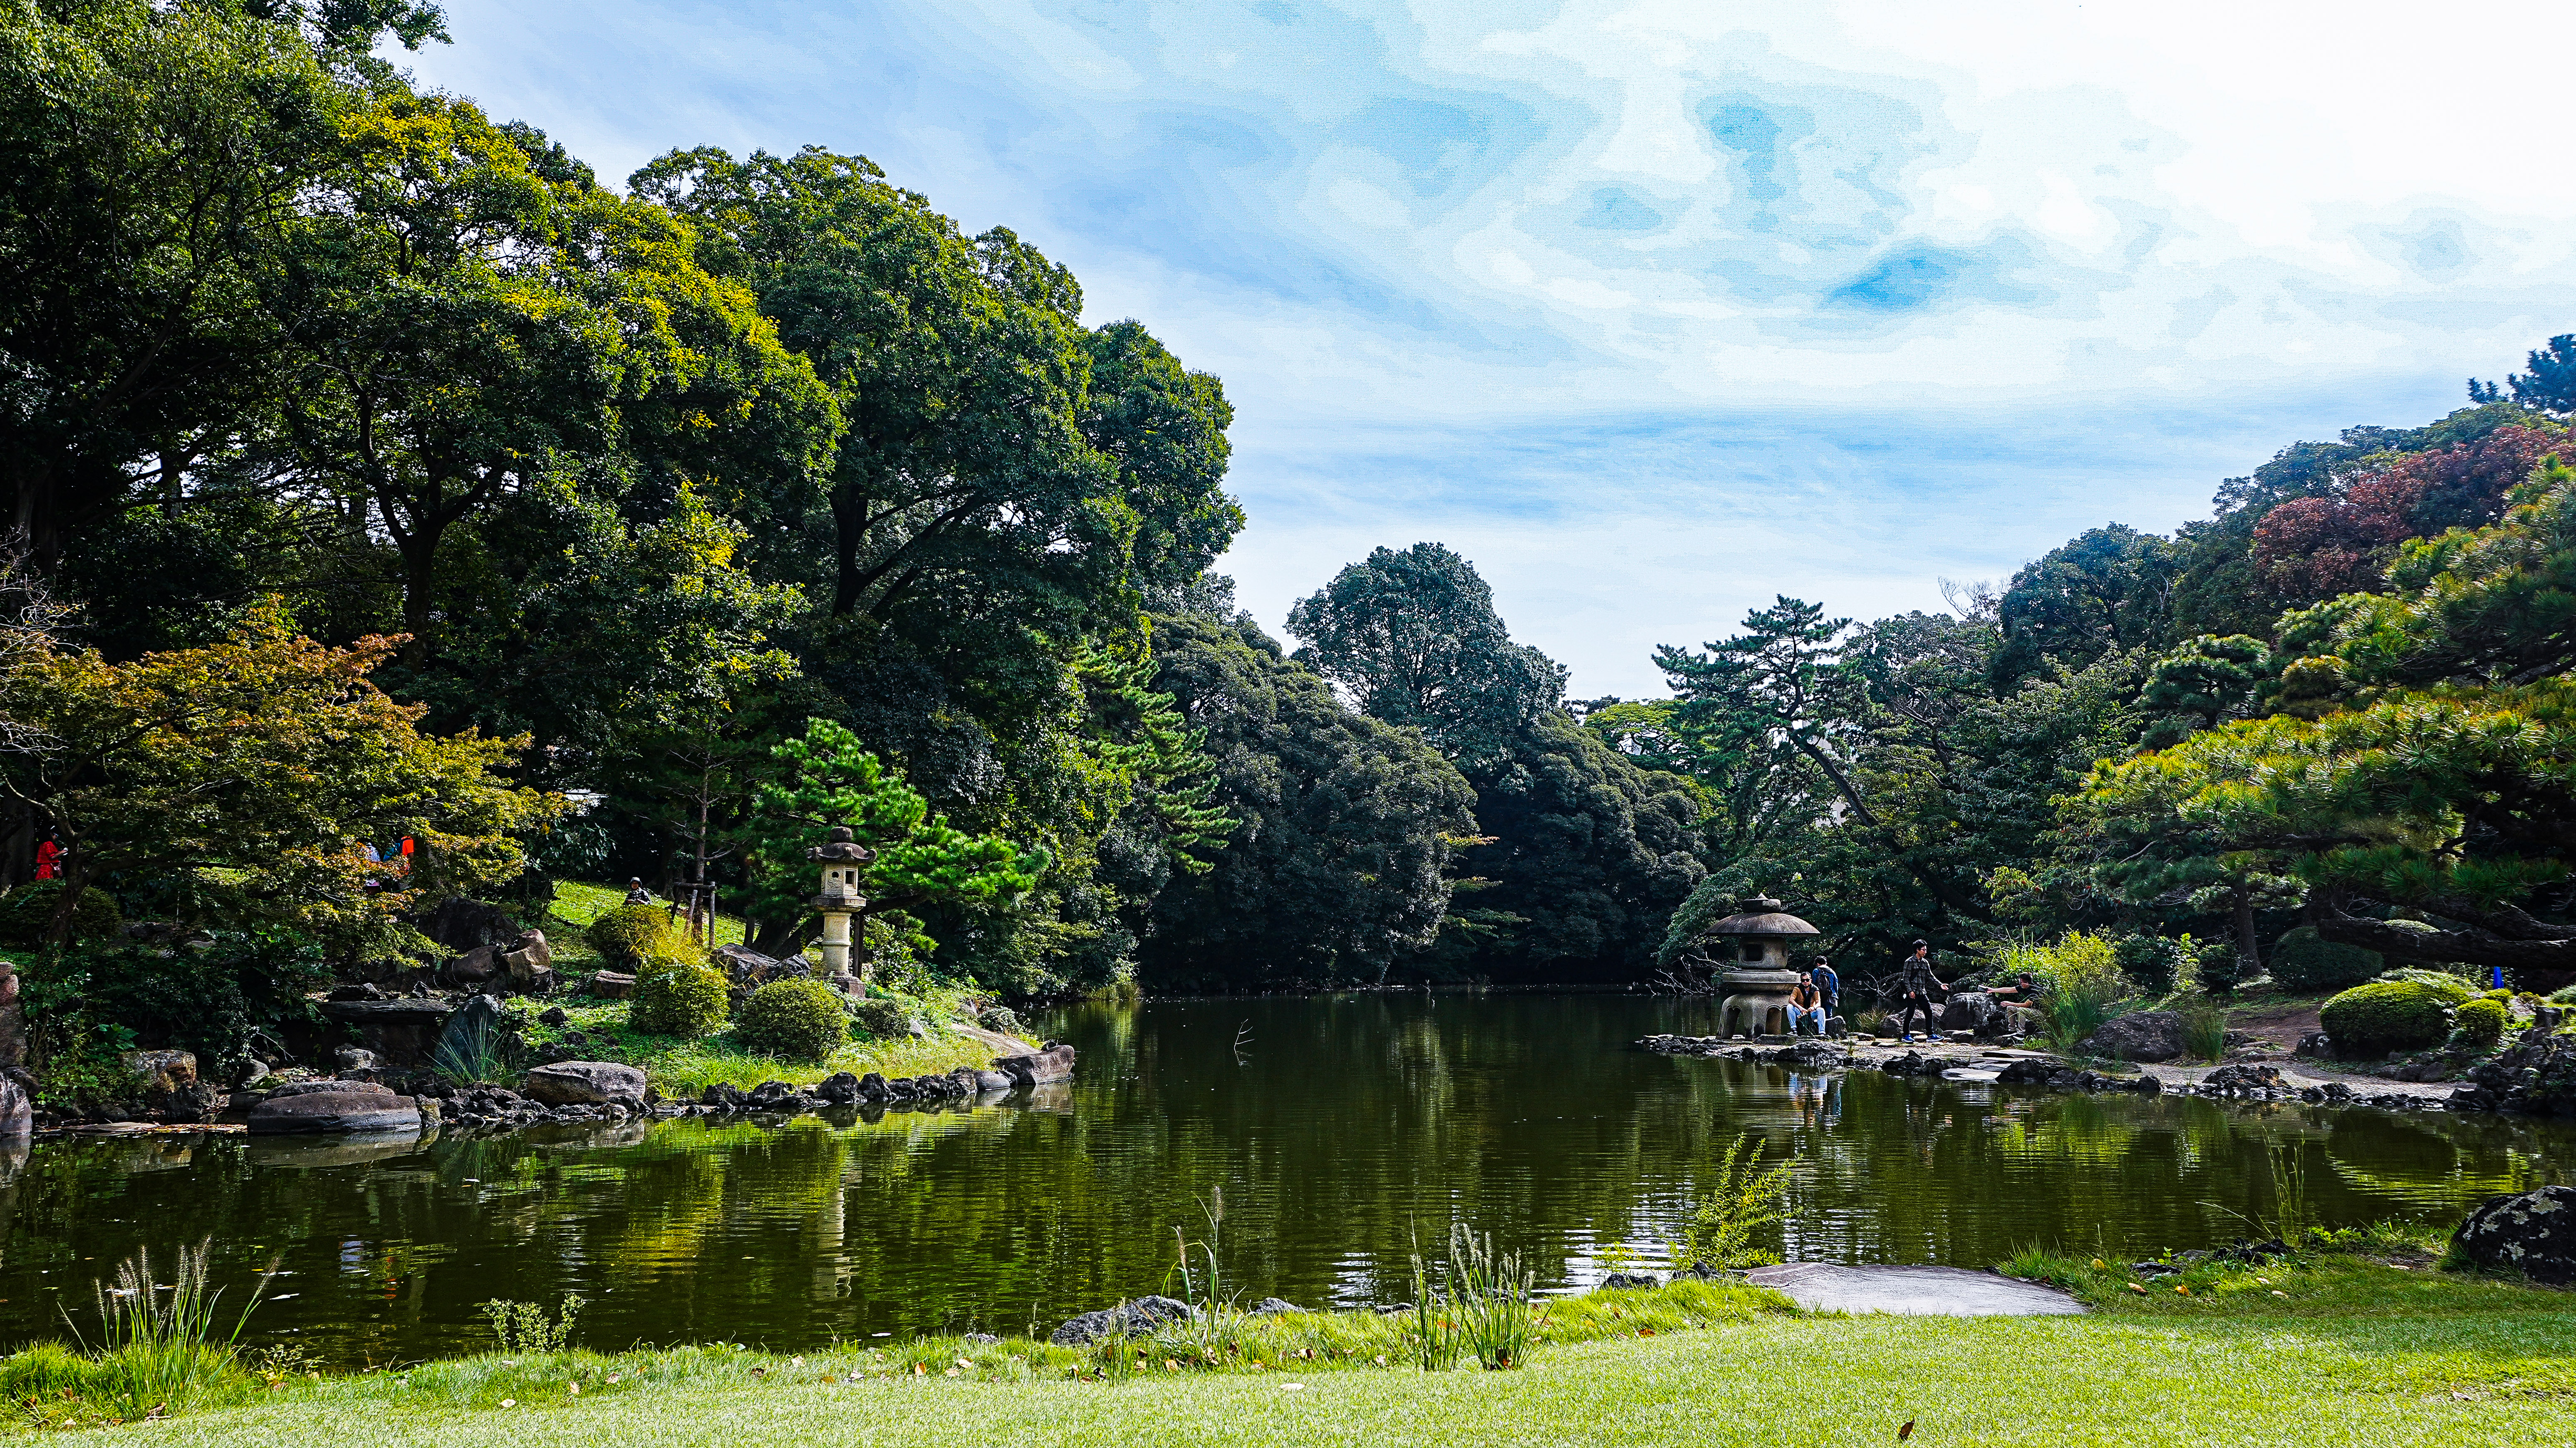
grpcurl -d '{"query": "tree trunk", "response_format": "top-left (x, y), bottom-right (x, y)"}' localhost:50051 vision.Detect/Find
top-left (2232, 888), bottom-right (2262, 982)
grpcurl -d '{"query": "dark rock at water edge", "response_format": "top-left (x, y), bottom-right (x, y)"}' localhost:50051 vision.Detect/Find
top-left (247, 1082), bottom-right (421, 1135)
top-left (2077, 1011), bottom-right (2185, 1063)
top-left (1248, 1298), bottom-right (1305, 1315)
top-left (1050, 1296), bottom-right (1196, 1346)
top-left (995, 1043), bottom-right (1076, 1087)
top-left (2449, 1027), bottom-right (2576, 1117)
top-left (1993, 1057), bottom-right (2160, 1094)
top-left (317, 998), bottom-right (458, 1069)
top-left (2452, 1185), bottom-right (2576, 1284)
top-left (1597, 1273), bottom-right (1662, 1291)
top-left (523, 1060), bottom-right (647, 1106)
top-left (422, 896), bottom-right (520, 952)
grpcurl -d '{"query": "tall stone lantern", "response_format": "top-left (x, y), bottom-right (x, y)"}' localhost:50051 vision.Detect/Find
top-left (1708, 895), bottom-right (1823, 1039)
top-left (807, 827), bottom-right (874, 980)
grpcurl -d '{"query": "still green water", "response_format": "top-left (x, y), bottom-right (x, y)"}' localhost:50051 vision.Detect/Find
top-left (0, 993), bottom-right (2564, 1365)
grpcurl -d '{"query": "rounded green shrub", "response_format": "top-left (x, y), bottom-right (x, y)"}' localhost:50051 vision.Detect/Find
top-left (586, 901), bottom-right (674, 965)
top-left (0, 883), bottom-right (121, 945)
top-left (2451, 995), bottom-right (2508, 1049)
top-left (2269, 926), bottom-right (2383, 993)
top-left (735, 978), bottom-right (850, 1063)
top-left (629, 958), bottom-right (728, 1038)
top-left (2319, 980), bottom-right (2455, 1057)
top-left (2373, 966), bottom-right (2477, 1002)
top-left (848, 995), bottom-right (909, 1041)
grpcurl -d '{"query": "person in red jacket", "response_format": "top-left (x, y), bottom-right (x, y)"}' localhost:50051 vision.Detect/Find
top-left (33, 838), bottom-right (58, 881)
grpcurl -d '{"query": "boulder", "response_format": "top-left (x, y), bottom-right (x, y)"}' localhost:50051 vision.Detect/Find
top-left (334, 1046), bottom-right (381, 1074)
top-left (711, 943), bottom-right (789, 984)
top-left (538, 1006), bottom-right (569, 1027)
top-left (973, 1069), bottom-right (1015, 1093)
top-left (1943, 991), bottom-right (2009, 1039)
top-left (248, 1086), bottom-right (421, 1134)
top-left (1248, 1298), bottom-right (1305, 1315)
top-left (502, 931), bottom-right (554, 995)
top-left (994, 1042), bottom-right (1077, 1087)
top-left (318, 998), bottom-right (458, 1068)
top-left (0, 959), bottom-right (23, 1070)
top-left (443, 945), bottom-right (503, 989)
top-left (329, 983), bottom-right (386, 1002)
top-left (122, 1049), bottom-right (197, 1094)
top-left (815, 1072), bottom-right (861, 1106)
top-left (2452, 1185), bottom-right (2576, 1284)
top-left (0, 1073), bottom-right (28, 1137)
top-left (522, 1061), bottom-right (647, 1106)
top-left (700, 1082), bottom-right (748, 1111)
top-left (2078, 1011), bottom-right (2185, 1063)
top-left (422, 896), bottom-right (519, 952)
top-left (1597, 1273), bottom-right (1662, 1291)
top-left (588, 971), bottom-right (638, 1000)
top-left (1049, 1295), bottom-right (1196, 1346)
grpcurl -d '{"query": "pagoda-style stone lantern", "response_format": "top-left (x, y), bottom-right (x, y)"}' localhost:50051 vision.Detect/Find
top-left (1707, 895), bottom-right (1823, 1039)
top-left (807, 827), bottom-right (874, 980)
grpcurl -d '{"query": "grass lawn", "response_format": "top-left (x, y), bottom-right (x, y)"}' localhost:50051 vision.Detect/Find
top-left (37, 1236), bottom-right (2575, 1445)
top-left (506, 881), bottom-right (1026, 1096)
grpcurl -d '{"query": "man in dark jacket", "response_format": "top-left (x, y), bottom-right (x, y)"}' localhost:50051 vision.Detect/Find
top-left (1894, 940), bottom-right (1948, 1042)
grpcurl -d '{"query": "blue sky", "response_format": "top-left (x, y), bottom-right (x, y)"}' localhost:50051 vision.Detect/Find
top-left (401, 0), bottom-right (2576, 696)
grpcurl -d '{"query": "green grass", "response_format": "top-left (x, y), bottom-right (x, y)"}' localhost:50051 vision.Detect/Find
top-left (33, 1253), bottom-right (2576, 1444)
top-left (541, 880), bottom-right (751, 973)
top-left (511, 998), bottom-right (1014, 1095)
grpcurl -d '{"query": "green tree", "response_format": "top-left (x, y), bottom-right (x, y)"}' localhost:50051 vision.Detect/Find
top-left (738, 717), bottom-right (1046, 960)
top-left (1987, 525), bottom-right (2179, 690)
top-left (1135, 613), bottom-right (1477, 988)
top-left (1286, 543), bottom-right (1565, 766)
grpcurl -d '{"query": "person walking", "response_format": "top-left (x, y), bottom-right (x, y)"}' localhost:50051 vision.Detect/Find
top-left (1808, 955), bottom-right (1840, 1021)
top-left (1893, 940), bottom-right (1948, 1043)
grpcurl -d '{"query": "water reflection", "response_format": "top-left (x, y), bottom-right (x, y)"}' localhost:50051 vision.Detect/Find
top-left (0, 993), bottom-right (2564, 1366)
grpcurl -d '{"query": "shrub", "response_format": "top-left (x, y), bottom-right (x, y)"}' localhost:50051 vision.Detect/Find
top-left (1667, 1134), bottom-right (1790, 1275)
top-left (629, 958), bottom-right (728, 1038)
top-left (2004, 932), bottom-right (2125, 1049)
top-left (2451, 996), bottom-right (2508, 1049)
top-left (2319, 980), bottom-right (2455, 1057)
top-left (2268, 926), bottom-right (2383, 994)
top-left (77, 930), bottom-right (327, 1076)
top-left (734, 978), bottom-right (850, 1062)
top-left (586, 901), bottom-right (674, 965)
top-left (2177, 995), bottom-right (2229, 1062)
top-left (2373, 966), bottom-right (2477, 1002)
top-left (2112, 933), bottom-right (2195, 995)
top-left (0, 883), bottom-right (121, 946)
top-left (848, 995), bottom-right (911, 1040)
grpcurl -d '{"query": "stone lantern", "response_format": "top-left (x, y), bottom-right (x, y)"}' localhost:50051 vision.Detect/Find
top-left (1707, 895), bottom-right (1823, 1039)
top-left (806, 827), bottom-right (874, 980)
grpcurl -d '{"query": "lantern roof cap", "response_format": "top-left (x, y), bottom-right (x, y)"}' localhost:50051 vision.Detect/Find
top-left (1702, 894), bottom-right (1818, 937)
top-left (808, 825), bottom-right (873, 863)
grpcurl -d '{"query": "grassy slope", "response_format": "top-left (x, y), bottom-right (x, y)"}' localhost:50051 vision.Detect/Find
top-left (516, 882), bottom-right (1018, 1095)
top-left (71, 1249), bottom-right (2576, 1446)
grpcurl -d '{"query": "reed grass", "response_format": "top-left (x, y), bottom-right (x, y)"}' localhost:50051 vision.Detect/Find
top-left (0, 1239), bottom-right (278, 1428)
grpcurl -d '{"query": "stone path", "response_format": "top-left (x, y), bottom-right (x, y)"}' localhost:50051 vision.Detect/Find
top-left (1744, 1263), bottom-right (2085, 1317)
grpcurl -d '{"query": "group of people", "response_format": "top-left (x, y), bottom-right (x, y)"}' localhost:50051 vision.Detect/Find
top-left (1777, 941), bottom-right (1967, 1043)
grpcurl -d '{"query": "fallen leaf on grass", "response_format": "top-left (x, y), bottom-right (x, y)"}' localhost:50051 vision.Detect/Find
top-left (2127, 1283), bottom-right (2147, 1295)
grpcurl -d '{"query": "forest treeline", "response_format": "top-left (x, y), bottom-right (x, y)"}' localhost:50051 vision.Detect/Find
top-left (6, 1), bottom-right (2575, 1026)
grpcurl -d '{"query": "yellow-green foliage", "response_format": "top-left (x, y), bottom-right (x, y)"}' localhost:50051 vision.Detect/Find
top-left (2452, 995), bottom-right (2508, 1047)
top-left (733, 978), bottom-right (849, 1062)
top-left (586, 902), bottom-right (675, 966)
top-left (2321, 979), bottom-right (2455, 1055)
top-left (629, 959), bottom-right (728, 1038)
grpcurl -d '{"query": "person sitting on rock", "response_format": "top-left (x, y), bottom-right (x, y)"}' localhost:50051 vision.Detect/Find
top-left (1786, 978), bottom-right (1829, 1037)
top-left (1894, 940), bottom-right (1949, 1043)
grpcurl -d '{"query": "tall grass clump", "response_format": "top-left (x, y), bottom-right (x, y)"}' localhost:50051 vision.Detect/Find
top-left (1408, 1224), bottom-right (1535, 1371)
top-left (2178, 995), bottom-right (2229, 1062)
top-left (1669, 1133), bottom-right (1792, 1275)
top-left (2003, 932), bottom-right (2126, 1051)
top-left (480, 1295), bottom-right (585, 1354)
top-left (1, 1240), bottom-right (277, 1427)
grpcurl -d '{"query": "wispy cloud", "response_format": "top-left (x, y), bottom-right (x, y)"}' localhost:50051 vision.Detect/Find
top-left (403, 0), bottom-right (2576, 693)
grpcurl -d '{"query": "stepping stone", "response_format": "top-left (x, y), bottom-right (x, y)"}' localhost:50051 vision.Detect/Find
top-left (1744, 1263), bottom-right (2084, 1317)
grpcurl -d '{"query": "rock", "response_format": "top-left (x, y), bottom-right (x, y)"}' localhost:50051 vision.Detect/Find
top-left (746, 1080), bottom-right (812, 1112)
top-left (857, 1072), bottom-right (890, 1101)
top-left (1943, 991), bottom-right (2008, 1038)
top-left (157, 1083), bottom-right (219, 1123)
top-left (247, 1086), bottom-right (421, 1134)
top-left (122, 1049), bottom-right (197, 1094)
top-left (994, 1042), bottom-right (1077, 1087)
top-left (2452, 1185), bottom-right (2576, 1284)
top-left (233, 1059), bottom-right (271, 1091)
top-left (815, 1072), bottom-right (861, 1106)
top-left (444, 945), bottom-right (503, 989)
top-left (973, 1069), bottom-right (1014, 1093)
top-left (962, 1332), bottom-right (1001, 1345)
top-left (1597, 1273), bottom-right (1661, 1291)
top-left (1049, 1295), bottom-right (1196, 1346)
top-left (588, 971), bottom-right (637, 1000)
top-left (502, 931), bottom-right (553, 993)
top-left (711, 943), bottom-right (788, 984)
top-left (319, 998), bottom-right (459, 1069)
top-left (334, 1046), bottom-right (381, 1074)
top-left (1248, 1298), bottom-right (1305, 1315)
top-left (522, 1061), bottom-right (647, 1106)
top-left (421, 896), bottom-right (519, 952)
top-left (1880, 1050), bottom-right (1945, 1078)
top-left (2449, 1027), bottom-right (2576, 1117)
top-left (2295, 1031), bottom-right (2334, 1058)
top-left (2077, 1011), bottom-right (2185, 1063)
top-left (701, 1082), bottom-right (747, 1111)
top-left (0, 959), bottom-right (23, 1071)
top-left (329, 983), bottom-right (386, 1002)
top-left (0, 1073), bottom-right (28, 1137)
top-left (538, 1006), bottom-right (569, 1027)
top-left (2200, 1063), bottom-right (2284, 1095)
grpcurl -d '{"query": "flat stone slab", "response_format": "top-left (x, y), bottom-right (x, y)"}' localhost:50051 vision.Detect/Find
top-left (1745, 1263), bottom-right (2083, 1317)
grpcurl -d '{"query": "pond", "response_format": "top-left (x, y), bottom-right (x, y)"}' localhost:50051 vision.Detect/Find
top-left (0, 992), bottom-right (2565, 1365)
